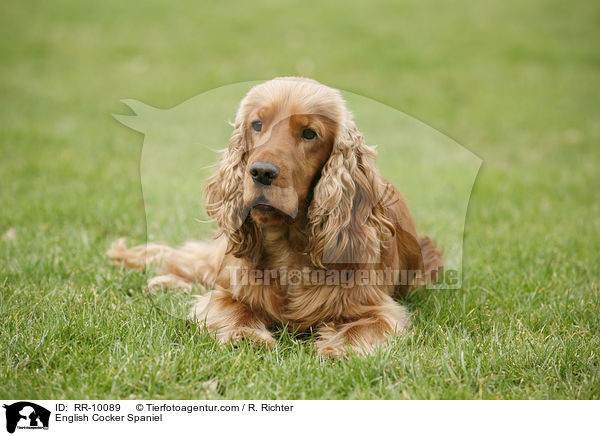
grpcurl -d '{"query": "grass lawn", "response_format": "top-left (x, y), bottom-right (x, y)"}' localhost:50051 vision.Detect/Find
top-left (1, 0), bottom-right (599, 399)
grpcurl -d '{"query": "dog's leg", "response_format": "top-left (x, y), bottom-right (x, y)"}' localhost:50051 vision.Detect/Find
top-left (108, 238), bottom-right (175, 270)
top-left (418, 235), bottom-right (443, 284)
top-left (147, 274), bottom-right (193, 292)
top-left (190, 289), bottom-right (275, 347)
top-left (315, 298), bottom-right (410, 357)
top-left (108, 236), bottom-right (228, 290)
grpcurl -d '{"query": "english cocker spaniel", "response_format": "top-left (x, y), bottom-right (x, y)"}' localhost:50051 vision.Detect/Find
top-left (109, 77), bottom-right (442, 357)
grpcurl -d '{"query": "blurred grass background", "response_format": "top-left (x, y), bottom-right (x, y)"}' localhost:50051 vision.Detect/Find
top-left (0, 0), bottom-right (599, 399)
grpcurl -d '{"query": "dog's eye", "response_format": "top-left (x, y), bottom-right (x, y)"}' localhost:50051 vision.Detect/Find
top-left (301, 129), bottom-right (317, 140)
top-left (251, 121), bottom-right (262, 132)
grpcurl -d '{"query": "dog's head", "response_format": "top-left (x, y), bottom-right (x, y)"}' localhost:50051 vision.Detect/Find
top-left (205, 77), bottom-right (391, 266)
top-left (240, 78), bottom-right (343, 226)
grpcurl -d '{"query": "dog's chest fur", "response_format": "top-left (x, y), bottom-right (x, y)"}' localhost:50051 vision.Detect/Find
top-left (226, 227), bottom-right (345, 330)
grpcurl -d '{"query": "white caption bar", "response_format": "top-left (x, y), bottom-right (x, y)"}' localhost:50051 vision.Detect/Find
top-left (0, 400), bottom-right (596, 436)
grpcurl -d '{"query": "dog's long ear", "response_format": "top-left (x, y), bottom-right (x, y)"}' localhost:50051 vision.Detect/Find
top-left (307, 119), bottom-right (394, 268)
top-left (204, 121), bottom-right (261, 261)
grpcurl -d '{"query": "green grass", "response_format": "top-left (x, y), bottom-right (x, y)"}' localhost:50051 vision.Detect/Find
top-left (1, 0), bottom-right (599, 399)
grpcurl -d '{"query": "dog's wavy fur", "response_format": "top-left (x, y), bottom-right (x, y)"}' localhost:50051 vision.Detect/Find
top-left (109, 77), bottom-right (442, 357)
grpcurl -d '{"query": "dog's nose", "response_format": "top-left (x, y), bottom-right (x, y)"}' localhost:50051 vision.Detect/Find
top-left (249, 161), bottom-right (280, 185)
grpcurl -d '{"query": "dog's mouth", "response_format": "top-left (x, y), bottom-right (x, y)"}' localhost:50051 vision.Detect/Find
top-left (244, 182), bottom-right (300, 221)
top-left (252, 203), bottom-right (277, 213)
top-left (251, 196), bottom-right (281, 214)
top-left (249, 195), bottom-right (298, 222)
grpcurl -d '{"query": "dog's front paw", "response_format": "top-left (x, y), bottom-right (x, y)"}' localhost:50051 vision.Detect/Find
top-left (147, 274), bottom-right (193, 293)
top-left (315, 335), bottom-right (379, 358)
top-left (217, 326), bottom-right (276, 348)
top-left (315, 316), bottom-right (407, 358)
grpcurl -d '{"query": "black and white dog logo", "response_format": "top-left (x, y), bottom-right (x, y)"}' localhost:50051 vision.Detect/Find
top-left (3, 402), bottom-right (50, 433)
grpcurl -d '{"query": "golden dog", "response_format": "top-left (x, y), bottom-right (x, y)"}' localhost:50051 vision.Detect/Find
top-left (109, 77), bottom-right (442, 357)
